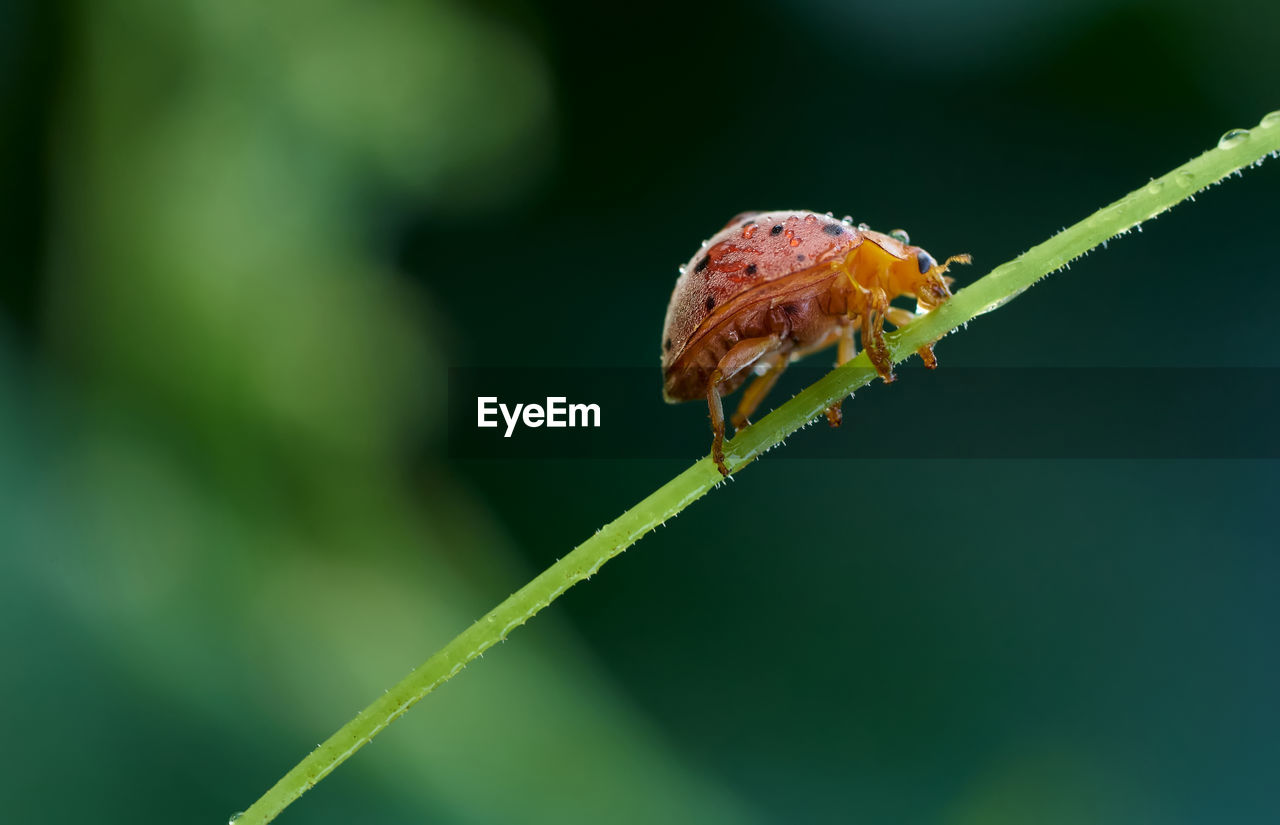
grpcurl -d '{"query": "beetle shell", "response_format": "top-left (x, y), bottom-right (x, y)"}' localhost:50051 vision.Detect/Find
top-left (661, 210), bottom-right (916, 401)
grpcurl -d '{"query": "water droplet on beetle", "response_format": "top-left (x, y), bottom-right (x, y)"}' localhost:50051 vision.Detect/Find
top-left (857, 222), bottom-right (870, 231)
top-left (228, 814), bottom-right (245, 824)
top-left (742, 224), bottom-right (758, 239)
top-left (824, 211), bottom-right (834, 217)
top-left (678, 264), bottom-right (687, 275)
top-left (1260, 111), bottom-right (1280, 128)
top-left (1218, 128), bottom-right (1250, 149)
top-left (841, 215), bottom-right (853, 224)
top-left (889, 228), bottom-right (910, 244)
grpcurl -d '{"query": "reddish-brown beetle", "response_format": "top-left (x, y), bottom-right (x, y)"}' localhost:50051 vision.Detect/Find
top-left (661, 210), bottom-right (970, 476)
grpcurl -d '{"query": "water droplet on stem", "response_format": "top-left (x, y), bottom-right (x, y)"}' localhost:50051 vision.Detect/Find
top-left (1218, 128), bottom-right (1250, 149)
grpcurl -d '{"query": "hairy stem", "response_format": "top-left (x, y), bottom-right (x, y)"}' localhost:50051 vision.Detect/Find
top-left (235, 112), bottom-right (1280, 824)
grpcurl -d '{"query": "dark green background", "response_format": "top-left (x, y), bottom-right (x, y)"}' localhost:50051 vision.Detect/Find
top-left (2, 1), bottom-right (1277, 823)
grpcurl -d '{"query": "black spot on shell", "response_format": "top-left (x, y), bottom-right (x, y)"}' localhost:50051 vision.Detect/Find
top-left (705, 296), bottom-right (716, 311)
top-left (782, 303), bottom-right (799, 316)
top-left (771, 224), bottom-right (784, 235)
top-left (745, 264), bottom-right (757, 275)
top-left (917, 251), bottom-right (937, 274)
top-left (664, 337), bottom-right (673, 351)
top-left (695, 255), bottom-right (709, 273)
top-left (796, 254), bottom-right (806, 261)
top-left (822, 223), bottom-right (845, 236)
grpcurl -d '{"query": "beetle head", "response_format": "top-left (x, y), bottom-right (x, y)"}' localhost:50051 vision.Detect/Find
top-left (913, 252), bottom-right (971, 311)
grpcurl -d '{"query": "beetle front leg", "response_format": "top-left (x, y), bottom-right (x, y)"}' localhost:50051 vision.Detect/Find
top-left (706, 334), bottom-right (782, 475)
top-left (861, 288), bottom-right (895, 383)
top-left (885, 307), bottom-right (916, 328)
top-left (885, 307), bottom-right (938, 369)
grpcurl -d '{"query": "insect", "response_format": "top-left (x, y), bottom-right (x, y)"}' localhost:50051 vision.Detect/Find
top-left (661, 210), bottom-right (970, 476)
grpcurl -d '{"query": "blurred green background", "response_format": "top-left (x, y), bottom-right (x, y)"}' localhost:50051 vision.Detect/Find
top-left (2, 1), bottom-right (1277, 823)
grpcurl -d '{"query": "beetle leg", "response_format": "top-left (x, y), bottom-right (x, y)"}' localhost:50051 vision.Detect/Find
top-left (707, 334), bottom-right (783, 476)
top-left (837, 323), bottom-right (857, 364)
top-left (707, 370), bottom-right (729, 476)
top-left (731, 355), bottom-right (789, 430)
top-left (885, 307), bottom-right (917, 328)
top-left (864, 315), bottom-right (893, 380)
top-left (884, 307), bottom-right (940, 369)
top-left (862, 288), bottom-right (895, 383)
top-left (820, 323), bottom-right (859, 428)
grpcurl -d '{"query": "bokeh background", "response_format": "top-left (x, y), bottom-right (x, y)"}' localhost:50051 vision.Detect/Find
top-left (2, 1), bottom-right (1277, 823)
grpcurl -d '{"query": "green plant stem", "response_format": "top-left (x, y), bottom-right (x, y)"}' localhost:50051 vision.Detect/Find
top-left (235, 113), bottom-right (1280, 824)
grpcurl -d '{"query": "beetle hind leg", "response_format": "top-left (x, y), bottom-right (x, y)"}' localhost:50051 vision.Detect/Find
top-left (706, 334), bottom-right (783, 476)
top-left (707, 370), bottom-right (729, 476)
